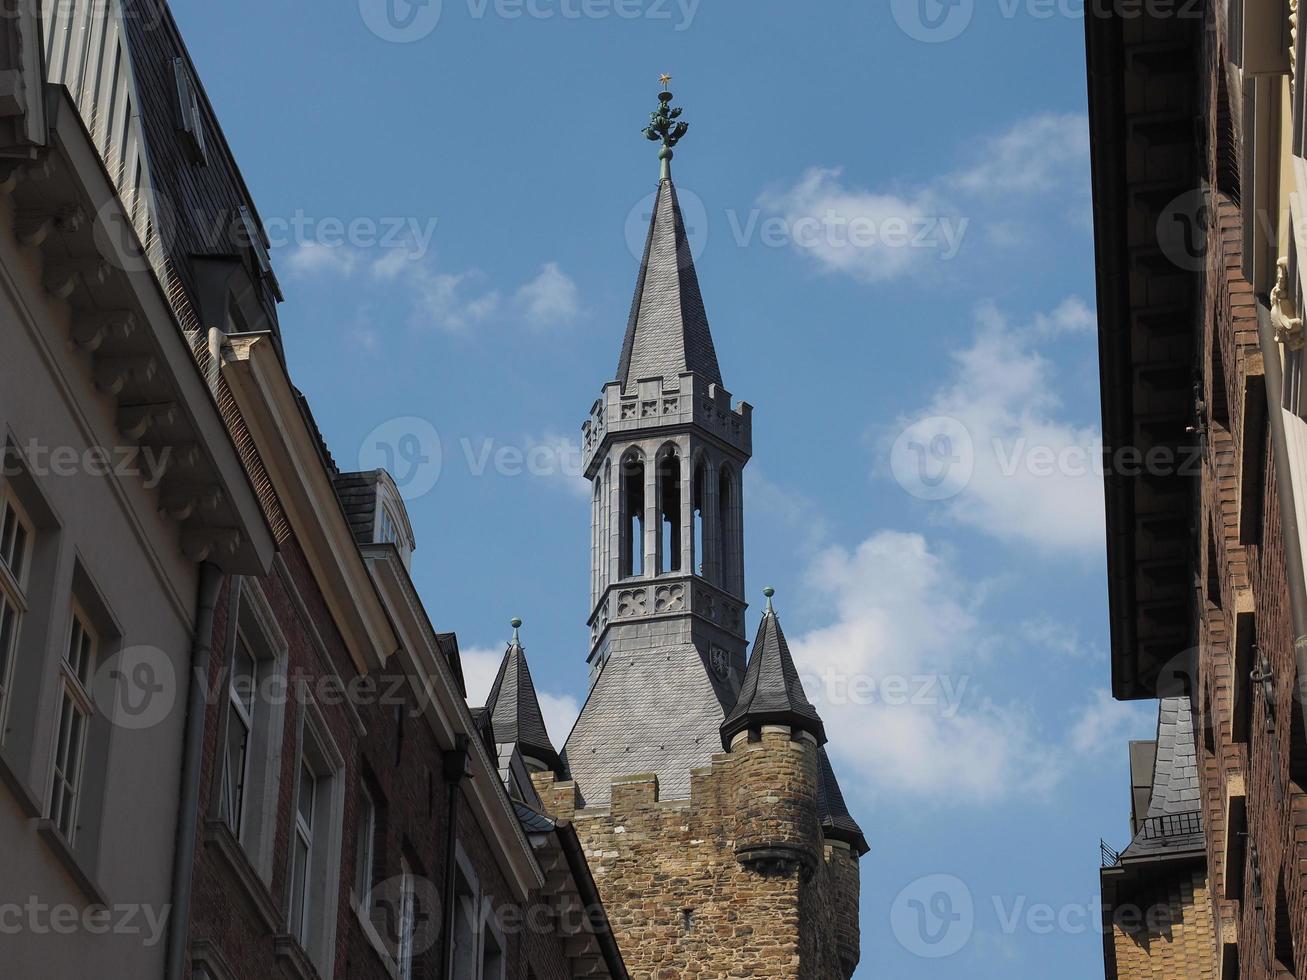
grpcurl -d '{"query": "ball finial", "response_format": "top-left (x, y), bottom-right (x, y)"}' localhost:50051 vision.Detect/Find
top-left (763, 587), bottom-right (775, 613)
top-left (511, 617), bottom-right (523, 630)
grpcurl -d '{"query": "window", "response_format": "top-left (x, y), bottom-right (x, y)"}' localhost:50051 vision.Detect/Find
top-left (354, 785), bottom-right (377, 911)
top-left (49, 605), bottom-right (95, 844)
top-left (657, 448), bottom-right (682, 575)
top-left (620, 452), bottom-right (645, 579)
top-left (377, 507), bottom-right (398, 547)
top-left (221, 632), bottom-right (258, 837)
top-left (290, 756), bottom-right (319, 945)
top-left (451, 850), bottom-right (479, 979)
top-left (692, 460), bottom-right (706, 578)
top-left (0, 494), bottom-right (31, 744)
top-left (286, 697), bottom-right (345, 976)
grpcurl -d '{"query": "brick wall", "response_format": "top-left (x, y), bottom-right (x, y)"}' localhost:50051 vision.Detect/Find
top-left (1109, 867), bottom-right (1217, 979)
top-left (186, 539), bottom-right (578, 980)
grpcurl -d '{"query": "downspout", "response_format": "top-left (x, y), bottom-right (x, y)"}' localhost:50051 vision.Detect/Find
top-left (1255, 301), bottom-right (1307, 732)
top-left (165, 563), bottom-right (229, 980)
top-left (440, 735), bottom-right (471, 980)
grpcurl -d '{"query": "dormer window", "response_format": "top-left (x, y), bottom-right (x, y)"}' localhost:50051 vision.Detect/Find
top-left (369, 473), bottom-right (415, 569)
top-left (378, 506), bottom-right (399, 547)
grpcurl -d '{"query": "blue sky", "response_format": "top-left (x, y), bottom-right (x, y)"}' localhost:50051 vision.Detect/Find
top-left (174, 0), bottom-right (1156, 974)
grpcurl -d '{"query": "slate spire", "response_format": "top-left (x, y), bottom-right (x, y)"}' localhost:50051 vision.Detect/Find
top-left (484, 619), bottom-right (560, 773)
top-left (721, 589), bottom-right (827, 748)
top-left (617, 86), bottom-right (723, 390)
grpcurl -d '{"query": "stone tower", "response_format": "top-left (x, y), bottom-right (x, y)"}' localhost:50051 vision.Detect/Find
top-left (533, 86), bottom-right (868, 979)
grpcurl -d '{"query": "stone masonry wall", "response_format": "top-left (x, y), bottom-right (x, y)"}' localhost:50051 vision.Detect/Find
top-left (534, 726), bottom-right (858, 979)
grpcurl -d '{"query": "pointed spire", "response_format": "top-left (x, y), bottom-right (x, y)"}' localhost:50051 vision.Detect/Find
top-left (817, 747), bottom-right (869, 856)
top-left (484, 619), bottom-right (560, 773)
top-left (721, 590), bottom-right (826, 749)
top-left (618, 84), bottom-right (723, 391)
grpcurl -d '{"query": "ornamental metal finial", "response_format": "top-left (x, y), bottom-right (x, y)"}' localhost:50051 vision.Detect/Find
top-left (643, 77), bottom-right (688, 180)
top-left (763, 587), bottom-right (775, 613)
top-left (511, 617), bottom-right (523, 644)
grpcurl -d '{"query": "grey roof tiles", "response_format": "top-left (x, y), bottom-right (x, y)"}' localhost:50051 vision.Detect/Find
top-left (484, 639), bottom-right (560, 773)
top-left (617, 178), bottom-right (723, 391)
top-left (562, 644), bottom-right (731, 805)
top-left (721, 606), bottom-right (826, 748)
top-left (1120, 696), bottom-right (1204, 860)
top-left (817, 747), bottom-right (869, 855)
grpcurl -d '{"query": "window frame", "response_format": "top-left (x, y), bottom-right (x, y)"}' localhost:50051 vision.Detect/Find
top-left (353, 782), bottom-right (377, 913)
top-left (221, 628), bottom-right (259, 840)
top-left (284, 689), bottom-right (346, 977)
top-left (48, 601), bottom-right (97, 846)
top-left (290, 754), bottom-right (318, 945)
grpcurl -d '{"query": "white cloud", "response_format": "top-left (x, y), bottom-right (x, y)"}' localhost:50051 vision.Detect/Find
top-left (757, 167), bottom-right (949, 283)
top-left (889, 298), bottom-right (1105, 555)
top-left (460, 645), bottom-right (582, 751)
top-left (760, 113), bottom-right (1090, 283)
top-left (1069, 689), bottom-right (1155, 758)
top-left (1031, 296), bottom-right (1095, 337)
top-left (1017, 617), bottom-right (1099, 660)
top-left (947, 113), bottom-right (1090, 197)
top-left (514, 262), bottom-right (580, 328)
top-left (371, 252), bottom-right (501, 333)
top-left (790, 530), bottom-right (1058, 804)
top-left (283, 242), bottom-right (358, 277)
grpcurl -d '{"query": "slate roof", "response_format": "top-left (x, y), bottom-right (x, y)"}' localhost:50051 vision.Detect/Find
top-left (617, 178), bottom-right (724, 391)
top-left (436, 632), bottom-right (467, 699)
top-left (1120, 696), bottom-right (1204, 860)
top-left (721, 605), bottom-right (826, 748)
top-left (332, 470), bottom-right (380, 545)
top-left (817, 747), bottom-right (868, 856)
top-left (484, 638), bottom-right (560, 773)
top-left (563, 644), bottom-right (732, 805)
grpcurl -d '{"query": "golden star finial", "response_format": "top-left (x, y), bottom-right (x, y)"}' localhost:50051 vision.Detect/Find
top-left (659, 73), bottom-right (673, 90)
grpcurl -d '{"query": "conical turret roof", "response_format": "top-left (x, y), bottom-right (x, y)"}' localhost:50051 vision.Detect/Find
top-left (721, 592), bottom-right (826, 748)
top-left (817, 747), bottom-right (868, 855)
top-left (484, 621), bottom-right (560, 773)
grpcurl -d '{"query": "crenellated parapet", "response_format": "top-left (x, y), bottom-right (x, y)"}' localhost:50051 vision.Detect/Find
top-left (535, 720), bottom-right (862, 978)
top-left (582, 373), bottom-right (752, 478)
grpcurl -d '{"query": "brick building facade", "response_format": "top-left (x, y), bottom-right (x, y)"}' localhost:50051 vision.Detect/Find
top-left (1088, 0), bottom-right (1307, 976)
top-left (0, 1), bottom-right (627, 979)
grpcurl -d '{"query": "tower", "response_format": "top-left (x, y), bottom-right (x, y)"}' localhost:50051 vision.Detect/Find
top-left (564, 83), bottom-right (754, 804)
top-left (535, 83), bottom-right (867, 980)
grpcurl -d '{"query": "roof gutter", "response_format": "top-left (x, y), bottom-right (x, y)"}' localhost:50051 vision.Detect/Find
top-left (557, 821), bottom-right (630, 980)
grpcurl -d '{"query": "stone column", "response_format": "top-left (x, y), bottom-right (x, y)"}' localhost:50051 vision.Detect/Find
top-left (702, 455), bottom-right (721, 586)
